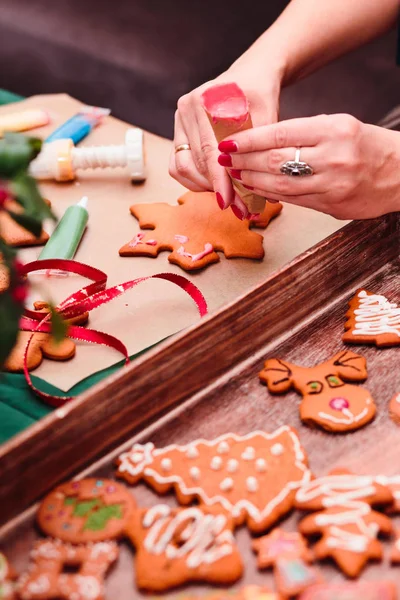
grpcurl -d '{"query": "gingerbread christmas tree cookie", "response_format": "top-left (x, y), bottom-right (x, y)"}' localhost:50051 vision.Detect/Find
top-left (119, 191), bottom-right (282, 271)
top-left (343, 289), bottom-right (400, 346)
top-left (117, 426), bottom-right (311, 533)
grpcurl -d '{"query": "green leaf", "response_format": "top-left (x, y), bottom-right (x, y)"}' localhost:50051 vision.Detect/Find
top-left (6, 210), bottom-right (43, 237)
top-left (48, 305), bottom-right (68, 344)
top-left (0, 134), bottom-right (41, 178)
top-left (0, 289), bottom-right (24, 368)
top-left (10, 172), bottom-right (55, 221)
top-left (83, 504), bottom-right (123, 531)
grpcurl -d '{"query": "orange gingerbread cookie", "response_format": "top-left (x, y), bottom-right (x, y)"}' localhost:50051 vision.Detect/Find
top-left (37, 478), bottom-right (136, 543)
top-left (119, 190), bottom-right (282, 271)
top-left (259, 350), bottom-right (376, 432)
top-left (343, 289), bottom-right (400, 346)
top-left (0, 199), bottom-right (49, 247)
top-left (4, 302), bottom-right (89, 373)
top-left (17, 539), bottom-right (118, 600)
top-left (252, 528), bottom-right (321, 598)
top-left (117, 426), bottom-right (311, 534)
top-left (376, 475), bottom-right (400, 513)
top-left (127, 504), bottom-right (243, 591)
top-left (157, 585), bottom-right (280, 600)
top-left (390, 529), bottom-right (400, 564)
top-left (299, 582), bottom-right (397, 600)
top-left (295, 469), bottom-right (393, 578)
top-left (389, 393), bottom-right (400, 425)
top-left (0, 552), bottom-right (17, 600)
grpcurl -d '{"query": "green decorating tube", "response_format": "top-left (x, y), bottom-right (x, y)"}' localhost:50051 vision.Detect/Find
top-left (39, 196), bottom-right (89, 260)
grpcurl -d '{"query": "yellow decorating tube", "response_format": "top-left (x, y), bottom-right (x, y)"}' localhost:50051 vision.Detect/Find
top-left (0, 109), bottom-right (50, 137)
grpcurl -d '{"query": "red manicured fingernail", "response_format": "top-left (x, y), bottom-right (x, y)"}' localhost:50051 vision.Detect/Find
top-left (243, 184), bottom-right (254, 190)
top-left (218, 140), bottom-right (238, 153)
top-left (230, 169), bottom-right (242, 180)
top-left (231, 204), bottom-right (245, 220)
top-left (216, 192), bottom-right (227, 210)
top-left (218, 153), bottom-right (232, 167)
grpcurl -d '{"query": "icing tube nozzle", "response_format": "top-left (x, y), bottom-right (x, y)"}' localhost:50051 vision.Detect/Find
top-left (0, 109), bottom-right (50, 137)
top-left (29, 128), bottom-right (146, 182)
top-left (46, 106), bottom-right (111, 145)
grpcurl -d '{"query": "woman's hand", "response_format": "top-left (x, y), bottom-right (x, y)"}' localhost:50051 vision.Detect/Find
top-left (169, 62), bottom-right (283, 211)
top-left (217, 114), bottom-right (400, 219)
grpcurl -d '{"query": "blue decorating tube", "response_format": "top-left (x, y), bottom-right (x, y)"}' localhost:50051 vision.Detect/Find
top-left (46, 106), bottom-right (110, 145)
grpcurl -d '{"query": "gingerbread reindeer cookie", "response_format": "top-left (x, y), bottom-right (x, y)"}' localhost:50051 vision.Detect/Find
top-left (295, 469), bottom-right (393, 577)
top-left (117, 426), bottom-right (311, 533)
top-left (259, 350), bottom-right (376, 432)
top-left (17, 539), bottom-right (118, 600)
top-left (37, 479), bottom-right (136, 543)
top-left (127, 504), bottom-right (243, 591)
top-left (119, 191), bottom-right (281, 271)
top-left (343, 289), bottom-right (400, 347)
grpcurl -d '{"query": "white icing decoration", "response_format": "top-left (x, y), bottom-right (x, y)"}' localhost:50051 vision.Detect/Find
top-left (190, 467), bottom-right (201, 481)
top-left (255, 458), bottom-right (267, 473)
top-left (186, 446), bottom-right (199, 459)
top-left (118, 442), bottom-right (154, 476)
top-left (210, 456), bottom-right (223, 470)
top-left (26, 574), bottom-right (51, 595)
top-left (142, 505), bottom-right (233, 568)
top-left (318, 407), bottom-right (369, 425)
top-left (246, 477), bottom-right (259, 493)
top-left (296, 474), bottom-right (381, 552)
top-left (74, 575), bottom-right (101, 600)
top-left (161, 458), bottom-right (172, 472)
top-left (241, 446), bottom-right (256, 461)
top-left (271, 443), bottom-right (284, 456)
top-left (227, 459), bottom-right (239, 473)
top-left (118, 428), bottom-right (311, 525)
top-left (351, 290), bottom-right (400, 337)
top-left (220, 478), bottom-right (234, 492)
top-left (217, 441), bottom-right (230, 454)
top-left (396, 394), bottom-right (400, 404)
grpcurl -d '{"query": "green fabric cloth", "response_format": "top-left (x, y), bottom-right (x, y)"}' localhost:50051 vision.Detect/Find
top-left (0, 89), bottom-right (23, 106)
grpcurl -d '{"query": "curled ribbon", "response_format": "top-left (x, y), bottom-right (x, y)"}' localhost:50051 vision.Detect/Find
top-left (18, 259), bottom-right (208, 406)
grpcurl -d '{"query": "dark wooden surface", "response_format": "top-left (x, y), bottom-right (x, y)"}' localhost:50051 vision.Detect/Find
top-left (0, 214), bottom-right (399, 597)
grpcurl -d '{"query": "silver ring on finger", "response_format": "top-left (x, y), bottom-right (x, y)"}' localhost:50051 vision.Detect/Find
top-left (280, 147), bottom-right (313, 176)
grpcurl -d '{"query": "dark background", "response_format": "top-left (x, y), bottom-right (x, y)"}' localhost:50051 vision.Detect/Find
top-left (0, 0), bottom-right (399, 137)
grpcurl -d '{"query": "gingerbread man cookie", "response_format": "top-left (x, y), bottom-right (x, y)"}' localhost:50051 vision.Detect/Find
top-left (295, 469), bottom-right (393, 577)
top-left (0, 552), bottom-right (17, 600)
top-left (127, 504), bottom-right (243, 591)
top-left (37, 478), bottom-right (136, 543)
top-left (4, 303), bottom-right (89, 373)
top-left (252, 529), bottom-right (321, 598)
top-left (0, 199), bottom-right (49, 247)
top-left (299, 582), bottom-right (397, 600)
top-left (117, 426), bottom-right (311, 533)
top-left (259, 350), bottom-right (376, 432)
top-left (17, 539), bottom-right (118, 600)
top-left (343, 289), bottom-right (400, 347)
top-left (119, 191), bottom-right (282, 271)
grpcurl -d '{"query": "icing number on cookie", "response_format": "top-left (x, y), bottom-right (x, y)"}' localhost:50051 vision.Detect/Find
top-left (296, 474), bottom-right (378, 552)
top-left (142, 505), bottom-right (234, 568)
top-left (352, 291), bottom-right (400, 337)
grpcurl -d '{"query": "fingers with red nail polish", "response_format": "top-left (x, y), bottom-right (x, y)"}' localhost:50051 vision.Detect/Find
top-left (218, 153), bottom-right (233, 167)
top-left (230, 169), bottom-right (242, 180)
top-left (216, 192), bottom-right (229, 210)
top-left (218, 140), bottom-right (238, 153)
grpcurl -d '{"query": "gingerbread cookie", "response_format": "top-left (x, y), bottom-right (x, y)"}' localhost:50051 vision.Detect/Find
top-left (343, 289), bottom-right (400, 346)
top-left (4, 302), bottom-right (89, 372)
top-left (295, 469), bottom-right (393, 577)
top-left (117, 426), bottom-right (311, 533)
top-left (156, 585), bottom-right (280, 600)
top-left (17, 539), bottom-right (118, 600)
top-left (376, 475), bottom-right (400, 513)
top-left (37, 478), bottom-right (136, 543)
top-left (126, 504), bottom-right (242, 591)
top-left (389, 393), bottom-right (400, 425)
top-left (119, 191), bottom-right (282, 271)
top-left (0, 552), bottom-right (17, 600)
top-left (259, 350), bottom-right (376, 432)
top-left (299, 582), bottom-right (397, 600)
top-left (0, 199), bottom-right (49, 247)
top-left (252, 529), bottom-right (320, 598)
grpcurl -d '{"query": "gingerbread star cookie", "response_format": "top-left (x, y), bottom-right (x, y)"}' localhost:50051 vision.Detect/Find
top-left (0, 199), bottom-right (49, 247)
top-left (117, 426), bottom-right (311, 533)
top-left (17, 539), bottom-right (118, 600)
top-left (295, 469), bottom-right (393, 577)
top-left (343, 289), bottom-right (400, 347)
top-left (259, 350), bottom-right (376, 432)
top-left (37, 478), bottom-right (136, 543)
top-left (4, 302), bottom-right (89, 372)
top-left (126, 504), bottom-right (243, 591)
top-left (119, 191), bottom-right (282, 271)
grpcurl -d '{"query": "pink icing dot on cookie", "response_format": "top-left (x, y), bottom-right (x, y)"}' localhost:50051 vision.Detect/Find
top-left (329, 397), bottom-right (350, 411)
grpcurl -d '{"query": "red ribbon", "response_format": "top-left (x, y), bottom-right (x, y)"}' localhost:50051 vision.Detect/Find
top-left (18, 259), bottom-right (208, 406)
